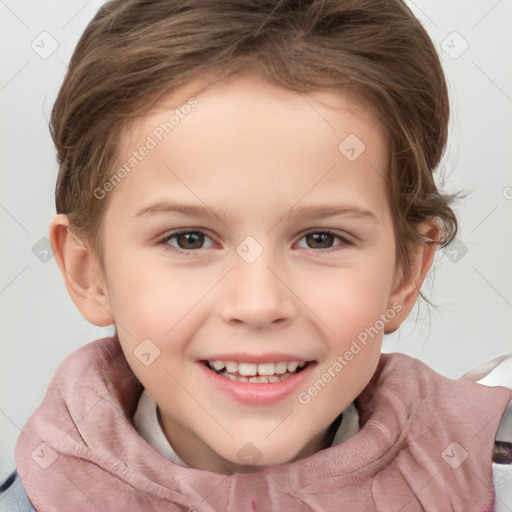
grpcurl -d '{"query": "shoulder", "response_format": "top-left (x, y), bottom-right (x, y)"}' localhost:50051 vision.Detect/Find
top-left (466, 354), bottom-right (512, 511)
top-left (462, 353), bottom-right (512, 389)
top-left (0, 471), bottom-right (35, 512)
top-left (44, 335), bottom-right (132, 397)
top-left (468, 353), bottom-right (512, 450)
top-left (373, 352), bottom-right (512, 411)
top-left (53, 335), bottom-right (123, 375)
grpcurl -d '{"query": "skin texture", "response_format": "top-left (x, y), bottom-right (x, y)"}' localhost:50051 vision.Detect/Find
top-left (50, 72), bottom-right (438, 475)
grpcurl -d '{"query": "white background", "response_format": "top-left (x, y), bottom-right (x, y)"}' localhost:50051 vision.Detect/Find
top-left (1, 0), bottom-right (511, 481)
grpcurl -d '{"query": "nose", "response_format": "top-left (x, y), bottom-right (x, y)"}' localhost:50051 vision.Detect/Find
top-left (219, 254), bottom-right (298, 330)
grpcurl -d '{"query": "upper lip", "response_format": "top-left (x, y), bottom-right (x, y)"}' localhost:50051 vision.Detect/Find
top-left (199, 353), bottom-right (315, 364)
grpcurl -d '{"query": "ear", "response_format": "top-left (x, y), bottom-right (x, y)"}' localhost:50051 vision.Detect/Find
top-left (49, 214), bottom-right (114, 327)
top-left (385, 220), bottom-right (440, 333)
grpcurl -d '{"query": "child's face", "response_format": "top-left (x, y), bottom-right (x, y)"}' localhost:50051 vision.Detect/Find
top-left (97, 72), bottom-right (403, 473)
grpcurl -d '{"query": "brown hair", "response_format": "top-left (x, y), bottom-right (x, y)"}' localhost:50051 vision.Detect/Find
top-left (51, 0), bottom-right (457, 275)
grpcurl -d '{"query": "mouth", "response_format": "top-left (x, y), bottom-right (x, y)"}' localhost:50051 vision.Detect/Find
top-left (200, 359), bottom-right (313, 384)
top-left (198, 357), bottom-right (317, 405)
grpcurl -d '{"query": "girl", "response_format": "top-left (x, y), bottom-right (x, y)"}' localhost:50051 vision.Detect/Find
top-left (2, 0), bottom-right (510, 510)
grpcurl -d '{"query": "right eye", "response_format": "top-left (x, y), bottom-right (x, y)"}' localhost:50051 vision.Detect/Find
top-left (160, 230), bottom-right (215, 252)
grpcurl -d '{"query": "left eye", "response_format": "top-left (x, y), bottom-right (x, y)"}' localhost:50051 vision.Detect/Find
top-left (163, 231), bottom-right (215, 250)
top-left (296, 231), bottom-right (345, 250)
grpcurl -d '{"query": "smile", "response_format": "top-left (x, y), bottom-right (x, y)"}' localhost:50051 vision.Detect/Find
top-left (199, 358), bottom-right (316, 405)
top-left (205, 360), bottom-right (310, 383)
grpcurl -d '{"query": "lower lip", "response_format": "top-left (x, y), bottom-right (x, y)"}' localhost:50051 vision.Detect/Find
top-left (198, 361), bottom-right (316, 405)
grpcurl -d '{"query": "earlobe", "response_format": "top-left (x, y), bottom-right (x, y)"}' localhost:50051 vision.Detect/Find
top-left (49, 214), bottom-right (114, 327)
top-left (385, 220), bottom-right (440, 333)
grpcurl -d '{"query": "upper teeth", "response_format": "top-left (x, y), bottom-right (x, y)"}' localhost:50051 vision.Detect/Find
top-left (208, 360), bottom-right (306, 376)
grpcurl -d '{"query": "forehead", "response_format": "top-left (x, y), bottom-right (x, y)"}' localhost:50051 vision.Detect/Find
top-left (123, 72), bottom-right (383, 144)
top-left (107, 72), bottom-right (390, 222)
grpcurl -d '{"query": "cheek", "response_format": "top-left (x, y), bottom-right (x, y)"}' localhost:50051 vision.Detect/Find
top-left (103, 256), bottom-right (202, 398)
top-left (299, 252), bottom-right (395, 397)
top-left (302, 271), bottom-right (389, 408)
top-left (105, 250), bottom-right (207, 332)
top-left (306, 260), bottom-right (395, 332)
top-left (103, 252), bottom-right (220, 385)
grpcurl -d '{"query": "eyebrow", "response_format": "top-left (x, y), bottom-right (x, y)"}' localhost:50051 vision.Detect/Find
top-left (136, 202), bottom-right (214, 218)
top-left (280, 204), bottom-right (379, 224)
top-left (135, 201), bottom-right (379, 224)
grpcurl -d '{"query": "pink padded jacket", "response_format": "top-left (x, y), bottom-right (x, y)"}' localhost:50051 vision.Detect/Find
top-left (15, 337), bottom-right (511, 511)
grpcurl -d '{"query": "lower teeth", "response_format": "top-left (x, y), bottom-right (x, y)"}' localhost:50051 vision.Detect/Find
top-left (218, 370), bottom-right (295, 383)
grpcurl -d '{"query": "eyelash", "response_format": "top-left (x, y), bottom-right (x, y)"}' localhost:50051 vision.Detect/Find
top-left (158, 229), bottom-right (352, 255)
